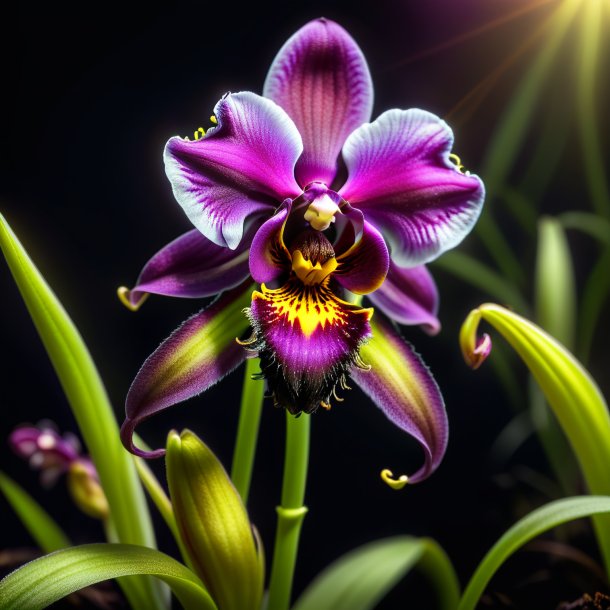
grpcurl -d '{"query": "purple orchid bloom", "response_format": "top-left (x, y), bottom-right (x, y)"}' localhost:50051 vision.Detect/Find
top-left (10, 423), bottom-right (109, 518)
top-left (120, 19), bottom-right (484, 484)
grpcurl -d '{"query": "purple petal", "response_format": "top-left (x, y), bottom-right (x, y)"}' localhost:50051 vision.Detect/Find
top-left (249, 200), bottom-right (291, 284)
top-left (122, 284), bottom-right (255, 458)
top-left (335, 219), bottom-right (389, 295)
top-left (264, 18), bottom-right (373, 187)
top-left (246, 279), bottom-right (373, 414)
top-left (120, 229), bottom-right (254, 309)
top-left (339, 109), bottom-right (485, 266)
top-left (367, 263), bottom-right (440, 334)
top-left (351, 315), bottom-right (448, 483)
top-left (164, 92), bottom-right (303, 249)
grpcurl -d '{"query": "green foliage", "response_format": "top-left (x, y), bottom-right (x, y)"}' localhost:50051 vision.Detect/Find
top-left (0, 543), bottom-right (217, 610)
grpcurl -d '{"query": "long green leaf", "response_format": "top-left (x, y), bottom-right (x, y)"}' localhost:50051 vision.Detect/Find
top-left (458, 496), bottom-right (610, 610)
top-left (533, 217), bottom-right (579, 494)
top-left (475, 0), bottom-right (579, 284)
top-left (432, 251), bottom-right (529, 313)
top-left (0, 543), bottom-right (217, 610)
top-left (292, 537), bottom-right (459, 610)
top-left (577, 0), bottom-right (610, 220)
top-left (559, 212), bottom-right (610, 246)
top-left (460, 304), bottom-right (610, 576)
top-left (0, 471), bottom-right (70, 553)
top-left (0, 214), bottom-right (165, 609)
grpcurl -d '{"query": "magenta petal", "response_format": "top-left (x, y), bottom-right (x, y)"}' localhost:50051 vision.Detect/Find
top-left (340, 109), bottom-right (485, 266)
top-left (352, 316), bottom-right (448, 483)
top-left (264, 18), bottom-right (373, 187)
top-left (247, 280), bottom-right (373, 413)
top-left (164, 92), bottom-right (303, 249)
top-left (249, 199), bottom-right (291, 284)
top-left (121, 284), bottom-right (254, 458)
top-left (123, 228), bottom-right (254, 307)
top-left (335, 220), bottom-right (389, 295)
top-left (368, 263), bottom-right (440, 334)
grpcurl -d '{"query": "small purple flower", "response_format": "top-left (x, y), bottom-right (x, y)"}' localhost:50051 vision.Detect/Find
top-left (10, 423), bottom-right (108, 518)
top-left (120, 19), bottom-right (484, 483)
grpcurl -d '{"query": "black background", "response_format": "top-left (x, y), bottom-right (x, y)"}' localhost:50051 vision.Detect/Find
top-left (2, 1), bottom-right (609, 608)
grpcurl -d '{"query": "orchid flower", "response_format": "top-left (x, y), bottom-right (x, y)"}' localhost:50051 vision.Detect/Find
top-left (10, 424), bottom-right (109, 519)
top-left (120, 18), bottom-right (484, 484)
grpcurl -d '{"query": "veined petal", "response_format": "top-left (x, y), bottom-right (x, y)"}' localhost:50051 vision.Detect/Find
top-left (121, 284), bottom-right (255, 458)
top-left (246, 279), bottom-right (372, 414)
top-left (339, 109), bottom-right (484, 266)
top-left (119, 229), bottom-right (253, 310)
top-left (249, 200), bottom-right (291, 284)
top-left (335, 219), bottom-right (389, 295)
top-left (351, 316), bottom-right (448, 483)
top-left (164, 92), bottom-right (303, 249)
top-left (367, 263), bottom-right (440, 334)
top-left (264, 18), bottom-right (373, 187)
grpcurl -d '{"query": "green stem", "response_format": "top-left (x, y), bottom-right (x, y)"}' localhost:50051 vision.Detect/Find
top-left (231, 358), bottom-right (265, 503)
top-left (267, 413), bottom-right (311, 610)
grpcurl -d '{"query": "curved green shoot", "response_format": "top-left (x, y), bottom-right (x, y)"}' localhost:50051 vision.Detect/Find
top-left (461, 303), bottom-right (610, 575)
top-left (0, 471), bottom-right (70, 553)
top-left (0, 214), bottom-right (165, 609)
top-left (458, 496), bottom-right (610, 610)
top-left (0, 543), bottom-right (217, 610)
top-left (293, 536), bottom-right (459, 610)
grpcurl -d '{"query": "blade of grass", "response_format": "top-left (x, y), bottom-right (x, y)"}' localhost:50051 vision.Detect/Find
top-left (458, 496), bottom-right (610, 610)
top-left (577, 0), bottom-right (610, 220)
top-left (293, 537), bottom-right (459, 610)
top-left (0, 471), bottom-right (70, 553)
top-left (461, 304), bottom-right (610, 577)
top-left (0, 214), bottom-right (166, 610)
top-left (0, 543), bottom-right (217, 610)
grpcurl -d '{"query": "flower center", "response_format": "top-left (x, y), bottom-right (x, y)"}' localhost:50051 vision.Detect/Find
top-left (301, 182), bottom-right (342, 231)
top-left (289, 229), bottom-right (338, 285)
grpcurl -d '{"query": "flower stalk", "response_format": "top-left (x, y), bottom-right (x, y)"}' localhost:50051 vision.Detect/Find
top-left (267, 412), bottom-right (310, 610)
top-left (231, 358), bottom-right (266, 503)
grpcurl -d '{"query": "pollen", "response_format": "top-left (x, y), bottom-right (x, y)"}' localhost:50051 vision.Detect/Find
top-left (193, 127), bottom-right (206, 140)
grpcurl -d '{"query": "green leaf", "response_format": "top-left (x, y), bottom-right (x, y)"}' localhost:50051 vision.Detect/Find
top-left (292, 537), bottom-right (459, 610)
top-left (576, 0), bottom-right (610, 220)
top-left (559, 211), bottom-right (610, 246)
top-left (460, 304), bottom-right (610, 576)
top-left (0, 543), bottom-right (217, 610)
top-left (474, 0), bottom-right (579, 284)
top-left (0, 214), bottom-right (165, 609)
top-left (535, 217), bottom-right (576, 348)
top-left (533, 217), bottom-right (579, 494)
top-left (0, 471), bottom-right (70, 553)
top-left (433, 250), bottom-right (529, 313)
top-left (458, 496), bottom-right (610, 610)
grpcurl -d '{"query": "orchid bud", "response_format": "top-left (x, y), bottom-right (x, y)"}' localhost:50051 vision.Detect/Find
top-left (166, 430), bottom-right (264, 610)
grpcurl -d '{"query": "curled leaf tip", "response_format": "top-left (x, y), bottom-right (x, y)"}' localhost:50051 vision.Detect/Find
top-left (381, 468), bottom-right (409, 490)
top-left (459, 307), bottom-right (493, 369)
top-left (117, 286), bottom-right (148, 312)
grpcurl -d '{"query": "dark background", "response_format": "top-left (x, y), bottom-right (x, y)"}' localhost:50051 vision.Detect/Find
top-left (2, 1), bottom-right (609, 608)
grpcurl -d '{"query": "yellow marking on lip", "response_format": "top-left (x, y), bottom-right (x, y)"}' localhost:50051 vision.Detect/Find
top-left (252, 279), bottom-right (372, 338)
top-left (291, 250), bottom-right (338, 285)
